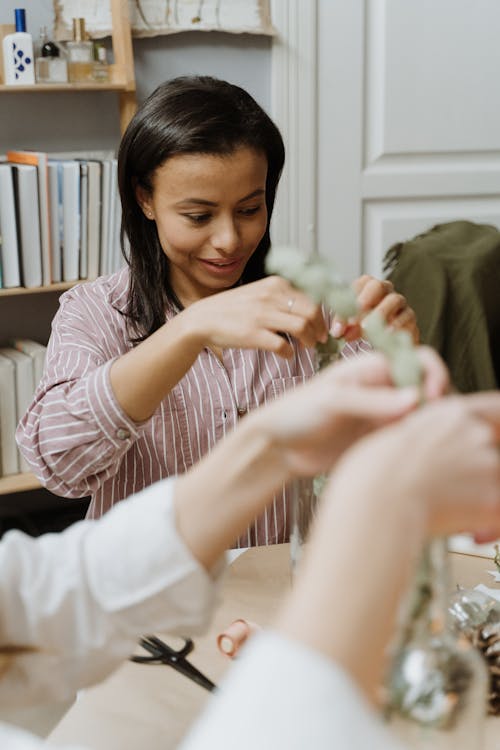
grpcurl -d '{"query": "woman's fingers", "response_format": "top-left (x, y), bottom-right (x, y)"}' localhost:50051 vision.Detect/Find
top-left (331, 275), bottom-right (419, 344)
top-left (326, 395), bottom-right (500, 539)
top-left (323, 346), bottom-right (449, 400)
top-left (414, 345), bottom-right (450, 400)
top-left (353, 275), bottom-right (394, 311)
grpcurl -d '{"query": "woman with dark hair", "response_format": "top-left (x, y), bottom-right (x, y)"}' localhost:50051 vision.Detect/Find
top-left (17, 76), bottom-right (417, 546)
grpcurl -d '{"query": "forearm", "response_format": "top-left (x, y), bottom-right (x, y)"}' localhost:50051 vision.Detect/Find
top-left (174, 416), bottom-right (290, 570)
top-left (110, 312), bottom-right (203, 421)
top-left (276, 473), bottom-right (425, 702)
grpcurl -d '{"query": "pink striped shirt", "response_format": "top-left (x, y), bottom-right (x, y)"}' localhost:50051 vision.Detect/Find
top-left (17, 268), bottom-right (370, 547)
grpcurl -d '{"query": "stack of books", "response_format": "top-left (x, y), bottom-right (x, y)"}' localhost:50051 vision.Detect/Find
top-left (0, 338), bottom-right (46, 477)
top-left (0, 150), bottom-right (124, 289)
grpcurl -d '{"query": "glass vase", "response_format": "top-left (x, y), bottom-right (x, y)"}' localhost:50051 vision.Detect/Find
top-left (384, 538), bottom-right (488, 749)
top-left (289, 337), bottom-right (340, 571)
top-left (289, 477), bottom-right (317, 571)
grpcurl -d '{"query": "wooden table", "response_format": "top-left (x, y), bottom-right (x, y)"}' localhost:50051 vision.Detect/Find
top-left (47, 545), bottom-right (500, 749)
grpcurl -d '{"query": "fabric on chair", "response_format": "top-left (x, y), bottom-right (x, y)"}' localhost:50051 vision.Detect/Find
top-left (383, 220), bottom-right (500, 393)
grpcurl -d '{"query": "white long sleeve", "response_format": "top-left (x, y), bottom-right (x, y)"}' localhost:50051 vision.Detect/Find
top-left (181, 631), bottom-right (407, 750)
top-left (0, 478), bottom-right (221, 709)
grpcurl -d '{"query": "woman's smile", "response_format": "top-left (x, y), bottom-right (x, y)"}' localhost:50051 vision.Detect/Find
top-left (197, 257), bottom-right (245, 276)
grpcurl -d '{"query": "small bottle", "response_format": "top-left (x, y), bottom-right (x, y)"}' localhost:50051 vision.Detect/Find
top-left (35, 26), bottom-right (68, 84)
top-left (92, 43), bottom-right (110, 83)
top-left (2, 8), bottom-right (35, 85)
top-left (66, 18), bottom-right (94, 83)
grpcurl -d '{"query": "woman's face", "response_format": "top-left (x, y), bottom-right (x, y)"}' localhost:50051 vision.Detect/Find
top-left (136, 146), bottom-right (268, 306)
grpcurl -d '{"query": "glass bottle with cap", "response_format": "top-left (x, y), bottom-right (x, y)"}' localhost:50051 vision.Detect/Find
top-left (92, 42), bottom-right (110, 83)
top-left (35, 26), bottom-right (68, 83)
top-left (66, 17), bottom-right (94, 83)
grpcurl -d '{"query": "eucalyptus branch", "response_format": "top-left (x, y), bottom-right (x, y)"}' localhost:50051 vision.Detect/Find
top-left (265, 245), bottom-right (422, 388)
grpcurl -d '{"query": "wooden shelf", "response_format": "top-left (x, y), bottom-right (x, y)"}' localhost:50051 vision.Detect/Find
top-left (0, 281), bottom-right (87, 297)
top-left (0, 82), bottom-right (129, 93)
top-left (0, 0), bottom-right (136, 133)
top-left (0, 63), bottom-right (136, 94)
top-left (0, 472), bottom-right (41, 495)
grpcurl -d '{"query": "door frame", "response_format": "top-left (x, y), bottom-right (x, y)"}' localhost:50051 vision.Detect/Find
top-left (270, 0), bottom-right (318, 256)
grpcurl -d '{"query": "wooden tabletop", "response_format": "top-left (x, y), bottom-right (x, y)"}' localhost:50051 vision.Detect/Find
top-left (47, 545), bottom-right (500, 749)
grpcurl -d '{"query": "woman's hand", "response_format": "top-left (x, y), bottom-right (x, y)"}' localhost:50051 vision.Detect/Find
top-left (253, 346), bottom-right (448, 478)
top-left (332, 275), bottom-right (419, 344)
top-left (329, 391), bottom-right (500, 539)
top-left (182, 276), bottom-right (328, 357)
top-left (275, 390), bottom-right (500, 701)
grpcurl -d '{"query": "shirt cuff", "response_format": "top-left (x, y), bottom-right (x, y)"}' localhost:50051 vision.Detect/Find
top-left (84, 359), bottom-right (150, 452)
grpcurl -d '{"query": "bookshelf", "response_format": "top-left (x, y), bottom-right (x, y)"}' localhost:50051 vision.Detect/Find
top-left (0, 0), bottom-right (136, 495)
top-left (0, 472), bottom-right (39, 495)
top-left (0, 282), bottom-right (79, 297)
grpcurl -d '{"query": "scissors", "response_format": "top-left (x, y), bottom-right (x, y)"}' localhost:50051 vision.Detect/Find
top-left (130, 635), bottom-right (217, 693)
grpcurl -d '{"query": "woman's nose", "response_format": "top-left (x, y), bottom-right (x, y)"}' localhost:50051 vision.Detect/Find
top-left (211, 218), bottom-right (240, 253)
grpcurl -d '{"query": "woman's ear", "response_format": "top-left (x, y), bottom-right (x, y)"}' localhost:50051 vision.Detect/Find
top-left (134, 182), bottom-right (155, 220)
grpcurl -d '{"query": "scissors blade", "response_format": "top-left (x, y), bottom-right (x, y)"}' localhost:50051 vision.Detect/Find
top-left (168, 657), bottom-right (217, 692)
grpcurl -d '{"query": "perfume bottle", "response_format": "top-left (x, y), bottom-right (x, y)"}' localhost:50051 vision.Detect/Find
top-left (66, 18), bottom-right (94, 83)
top-left (92, 43), bottom-right (110, 83)
top-left (2, 8), bottom-right (35, 85)
top-left (385, 539), bottom-right (488, 749)
top-left (35, 26), bottom-right (68, 84)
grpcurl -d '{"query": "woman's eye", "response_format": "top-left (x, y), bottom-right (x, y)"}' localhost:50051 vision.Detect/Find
top-left (184, 213), bottom-right (211, 224)
top-left (239, 205), bottom-right (262, 217)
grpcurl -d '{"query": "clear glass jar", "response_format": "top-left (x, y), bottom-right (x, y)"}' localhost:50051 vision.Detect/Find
top-left (66, 18), bottom-right (94, 83)
top-left (92, 43), bottom-right (109, 82)
top-left (289, 337), bottom-right (340, 571)
top-left (289, 477), bottom-right (318, 570)
top-left (35, 27), bottom-right (67, 83)
top-left (385, 539), bottom-right (488, 748)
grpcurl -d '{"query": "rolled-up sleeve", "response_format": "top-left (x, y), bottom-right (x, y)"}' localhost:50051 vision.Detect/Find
top-left (16, 282), bottom-right (148, 498)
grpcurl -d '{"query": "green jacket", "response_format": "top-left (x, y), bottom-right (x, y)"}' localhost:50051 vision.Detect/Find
top-left (384, 220), bottom-right (500, 393)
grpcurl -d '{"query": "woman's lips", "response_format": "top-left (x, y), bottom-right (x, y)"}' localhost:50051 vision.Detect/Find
top-left (198, 257), bottom-right (244, 275)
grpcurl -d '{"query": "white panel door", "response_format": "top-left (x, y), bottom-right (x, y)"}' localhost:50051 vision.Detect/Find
top-left (317, 0), bottom-right (500, 281)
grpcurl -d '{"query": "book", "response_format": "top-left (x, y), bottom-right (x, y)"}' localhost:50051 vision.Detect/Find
top-left (0, 353), bottom-right (19, 476)
top-left (11, 164), bottom-right (43, 288)
top-left (79, 161), bottom-right (88, 279)
top-left (7, 150), bottom-right (53, 286)
top-left (0, 163), bottom-right (21, 288)
top-left (107, 158), bottom-right (123, 274)
top-left (99, 159), bottom-right (112, 276)
top-left (61, 160), bottom-right (81, 282)
top-left (12, 338), bottom-right (46, 388)
top-left (0, 347), bottom-right (34, 473)
top-left (47, 162), bottom-right (62, 282)
top-left (86, 160), bottom-right (101, 279)
top-left (107, 159), bottom-right (118, 275)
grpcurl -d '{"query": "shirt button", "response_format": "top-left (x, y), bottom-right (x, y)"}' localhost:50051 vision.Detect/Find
top-left (116, 427), bottom-right (130, 440)
top-left (237, 406), bottom-right (247, 417)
